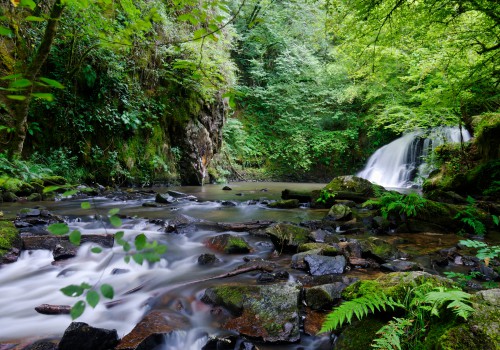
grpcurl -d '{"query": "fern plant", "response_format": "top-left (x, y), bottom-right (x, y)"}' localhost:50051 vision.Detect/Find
top-left (372, 317), bottom-right (413, 350)
top-left (363, 192), bottom-right (426, 220)
top-left (319, 291), bottom-right (403, 333)
top-left (454, 196), bottom-right (486, 235)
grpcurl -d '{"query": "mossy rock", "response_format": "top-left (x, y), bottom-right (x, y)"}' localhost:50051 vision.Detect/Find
top-left (265, 223), bottom-right (312, 253)
top-left (0, 176), bottom-right (34, 196)
top-left (0, 221), bottom-right (21, 258)
top-left (205, 234), bottom-right (251, 254)
top-left (358, 237), bottom-right (403, 262)
top-left (298, 243), bottom-right (340, 256)
top-left (334, 317), bottom-right (388, 350)
top-left (267, 199), bottom-right (300, 209)
top-left (326, 204), bottom-right (352, 221)
top-left (323, 176), bottom-right (385, 197)
top-left (342, 271), bottom-right (456, 301)
top-left (41, 176), bottom-right (68, 186)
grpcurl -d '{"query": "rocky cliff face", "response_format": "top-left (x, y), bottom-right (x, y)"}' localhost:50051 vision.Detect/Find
top-left (171, 93), bottom-right (226, 185)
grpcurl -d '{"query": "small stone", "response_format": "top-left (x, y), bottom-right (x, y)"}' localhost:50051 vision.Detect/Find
top-left (222, 186), bottom-right (232, 191)
top-left (198, 253), bottom-right (218, 265)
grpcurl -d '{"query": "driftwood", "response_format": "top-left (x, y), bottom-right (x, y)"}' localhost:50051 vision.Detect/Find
top-left (35, 304), bottom-right (71, 315)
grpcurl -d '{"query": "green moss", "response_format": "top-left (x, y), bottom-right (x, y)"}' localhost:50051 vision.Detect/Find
top-left (267, 199), bottom-right (300, 209)
top-left (0, 221), bottom-right (20, 257)
top-left (298, 243), bottom-right (340, 256)
top-left (226, 236), bottom-right (250, 253)
top-left (41, 176), bottom-right (68, 186)
top-left (334, 317), bottom-right (387, 350)
top-left (0, 176), bottom-right (25, 192)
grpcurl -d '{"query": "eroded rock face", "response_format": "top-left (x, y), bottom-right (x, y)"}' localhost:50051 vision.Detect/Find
top-left (202, 282), bottom-right (302, 342)
top-left (171, 94), bottom-right (226, 185)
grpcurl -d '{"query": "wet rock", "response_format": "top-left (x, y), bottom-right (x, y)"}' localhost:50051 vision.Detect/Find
top-left (267, 199), bottom-right (300, 209)
top-left (1, 247), bottom-right (20, 264)
top-left (221, 200), bottom-right (237, 206)
top-left (305, 281), bottom-right (354, 310)
top-left (167, 190), bottom-right (189, 198)
top-left (222, 186), bottom-right (232, 190)
top-left (281, 189), bottom-right (313, 203)
top-left (22, 340), bottom-right (57, 350)
top-left (0, 221), bottom-right (22, 264)
top-left (198, 253), bottom-right (219, 265)
top-left (359, 237), bottom-right (404, 262)
top-left (380, 260), bottom-right (422, 272)
top-left (205, 234), bottom-right (251, 254)
top-left (2, 191), bottom-right (18, 202)
top-left (348, 257), bottom-right (378, 269)
top-left (257, 272), bottom-right (276, 283)
top-left (298, 242), bottom-right (341, 255)
top-left (304, 254), bottom-right (347, 275)
top-left (326, 204), bottom-right (352, 221)
top-left (320, 175), bottom-right (386, 201)
top-left (202, 282), bottom-right (301, 342)
top-left (310, 229), bottom-right (337, 243)
top-left (165, 214), bottom-right (198, 233)
top-left (155, 193), bottom-right (174, 204)
top-left (202, 335), bottom-right (258, 350)
top-left (291, 249), bottom-right (322, 270)
top-left (58, 322), bottom-right (118, 350)
top-left (265, 223), bottom-right (312, 253)
top-left (22, 233), bottom-right (113, 251)
top-left (142, 202), bottom-right (159, 207)
top-left (472, 264), bottom-right (500, 281)
top-left (116, 311), bottom-right (189, 350)
top-left (52, 241), bottom-right (78, 261)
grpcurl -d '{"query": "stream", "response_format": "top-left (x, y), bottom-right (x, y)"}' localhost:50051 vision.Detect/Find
top-left (0, 182), bottom-right (338, 349)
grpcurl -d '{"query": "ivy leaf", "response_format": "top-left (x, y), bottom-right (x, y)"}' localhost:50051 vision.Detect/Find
top-left (86, 290), bottom-right (100, 308)
top-left (38, 77), bottom-right (64, 89)
top-left (70, 301), bottom-right (86, 320)
top-left (109, 215), bottom-right (122, 227)
top-left (91, 247), bottom-right (102, 254)
top-left (81, 201), bottom-right (91, 209)
top-left (132, 253), bottom-right (144, 265)
top-left (100, 284), bottom-right (114, 299)
top-left (69, 230), bottom-right (81, 245)
top-left (60, 285), bottom-right (84, 297)
top-left (47, 223), bottom-right (69, 235)
top-left (134, 234), bottom-right (146, 250)
top-left (108, 208), bottom-right (120, 216)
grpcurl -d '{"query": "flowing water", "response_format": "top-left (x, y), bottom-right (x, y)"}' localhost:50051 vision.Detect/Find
top-left (357, 127), bottom-right (471, 188)
top-left (0, 182), bottom-right (335, 349)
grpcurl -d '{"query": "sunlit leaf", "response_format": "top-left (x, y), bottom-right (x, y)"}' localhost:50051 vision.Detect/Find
top-left (38, 77), bottom-right (65, 89)
top-left (1, 74), bottom-right (23, 81)
top-left (134, 234), bottom-right (146, 250)
top-left (81, 201), bottom-right (91, 209)
top-left (43, 185), bottom-right (61, 193)
top-left (91, 247), bottom-right (102, 254)
top-left (10, 0), bottom-right (20, 7)
top-left (108, 208), bottom-right (120, 216)
top-left (86, 290), bottom-right (100, 308)
top-left (69, 230), bottom-right (81, 245)
top-left (154, 245), bottom-right (167, 254)
top-left (70, 301), bottom-right (86, 320)
top-left (193, 28), bottom-right (207, 39)
top-left (60, 284), bottom-right (84, 297)
top-left (9, 79), bottom-right (32, 89)
top-left (115, 231), bottom-right (124, 240)
top-left (109, 215), bottom-right (122, 227)
top-left (47, 223), bottom-right (70, 235)
top-left (7, 95), bottom-right (26, 100)
top-left (31, 93), bottom-right (54, 101)
top-left (100, 284), bottom-right (114, 299)
top-left (62, 189), bottom-right (78, 197)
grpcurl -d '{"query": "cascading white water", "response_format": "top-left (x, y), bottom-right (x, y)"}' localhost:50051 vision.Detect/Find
top-left (357, 127), bottom-right (471, 188)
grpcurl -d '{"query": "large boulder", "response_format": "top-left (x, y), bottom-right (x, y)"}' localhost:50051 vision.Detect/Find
top-left (201, 282), bottom-right (302, 342)
top-left (304, 255), bottom-right (347, 276)
top-left (317, 176), bottom-right (386, 203)
top-left (205, 234), bottom-right (251, 254)
top-left (58, 322), bottom-right (119, 350)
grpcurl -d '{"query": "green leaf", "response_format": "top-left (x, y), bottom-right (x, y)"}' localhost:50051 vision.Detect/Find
top-left (47, 223), bottom-right (70, 235)
top-left (123, 242), bottom-right (131, 252)
top-left (115, 231), bottom-right (124, 240)
top-left (124, 255), bottom-right (131, 263)
top-left (1, 73), bottom-right (23, 81)
top-left (9, 79), bottom-right (32, 89)
top-left (109, 215), bottom-right (122, 227)
top-left (43, 185), bottom-right (61, 193)
top-left (62, 189), bottom-right (78, 197)
top-left (69, 230), bottom-right (81, 245)
top-left (25, 16), bottom-right (45, 22)
top-left (38, 77), bottom-right (65, 89)
top-left (86, 290), bottom-right (100, 308)
top-left (31, 93), bottom-right (54, 101)
top-left (193, 28), bottom-right (207, 39)
top-left (100, 284), bottom-right (114, 299)
top-left (132, 253), bottom-right (144, 265)
top-left (154, 245), bottom-right (167, 255)
top-left (0, 26), bottom-right (12, 36)
top-left (134, 234), bottom-right (146, 250)
top-left (81, 201), bottom-right (91, 209)
top-left (7, 95), bottom-right (27, 100)
top-left (108, 208), bottom-right (120, 216)
top-left (60, 284), bottom-right (84, 297)
top-left (70, 301), bottom-right (86, 320)
top-left (91, 247), bottom-right (103, 254)
top-left (81, 282), bottom-right (92, 290)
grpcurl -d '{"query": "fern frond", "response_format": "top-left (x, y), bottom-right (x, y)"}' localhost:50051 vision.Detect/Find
top-left (372, 317), bottom-right (413, 350)
top-left (319, 292), bottom-right (403, 333)
top-left (423, 287), bottom-right (474, 320)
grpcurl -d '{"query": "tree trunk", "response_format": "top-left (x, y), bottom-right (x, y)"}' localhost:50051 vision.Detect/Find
top-left (9, 0), bottom-right (65, 157)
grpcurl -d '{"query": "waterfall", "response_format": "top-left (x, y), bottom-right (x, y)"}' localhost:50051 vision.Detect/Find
top-left (357, 127), bottom-right (471, 188)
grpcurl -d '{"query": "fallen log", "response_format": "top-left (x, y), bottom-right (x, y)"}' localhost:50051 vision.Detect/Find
top-left (35, 304), bottom-right (71, 315)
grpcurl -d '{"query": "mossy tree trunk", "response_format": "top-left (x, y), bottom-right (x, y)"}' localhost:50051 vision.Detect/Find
top-left (6, 0), bottom-right (65, 157)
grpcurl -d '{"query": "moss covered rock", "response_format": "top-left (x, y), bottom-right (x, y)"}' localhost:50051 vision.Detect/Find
top-left (0, 221), bottom-right (21, 263)
top-left (324, 176), bottom-right (385, 197)
top-left (205, 234), bottom-right (251, 254)
top-left (267, 199), bottom-right (300, 209)
top-left (358, 237), bottom-right (404, 262)
top-left (265, 223), bottom-right (312, 253)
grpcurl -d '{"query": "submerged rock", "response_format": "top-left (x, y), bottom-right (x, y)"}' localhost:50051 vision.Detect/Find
top-left (58, 322), bottom-right (118, 350)
top-left (202, 282), bottom-right (302, 342)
